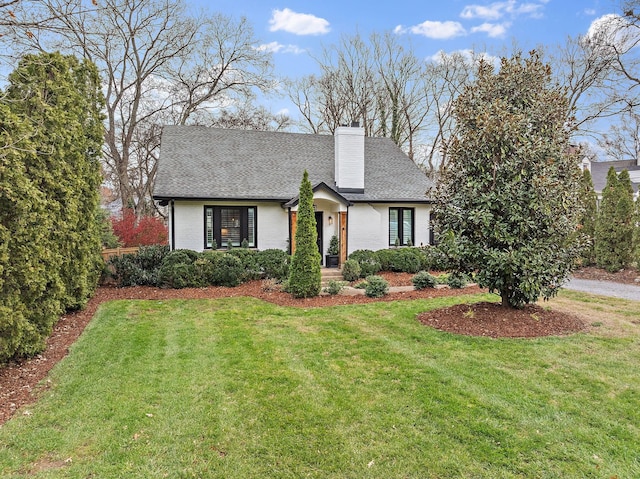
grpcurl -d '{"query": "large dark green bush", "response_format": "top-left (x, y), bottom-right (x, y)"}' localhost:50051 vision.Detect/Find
top-left (208, 254), bottom-right (244, 287)
top-left (288, 171), bottom-right (322, 298)
top-left (433, 51), bottom-right (583, 308)
top-left (107, 245), bottom-right (169, 287)
top-left (159, 250), bottom-right (198, 289)
top-left (136, 244), bottom-right (170, 271)
top-left (227, 248), bottom-right (261, 281)
top-left (373, 249), bottom-right (395, 271)
top-left (392, 248), bottom-right (423, 273)
top-left (341, 259), bottom-right (361, 282)
top-left (256, 249), bottom-right (290, 280)
top-left (348, 249), bottom-right (381, 277)
top-left (372, 248), bottom-right (422, 273)
top-left (364, 275), bottom-right (389, 298)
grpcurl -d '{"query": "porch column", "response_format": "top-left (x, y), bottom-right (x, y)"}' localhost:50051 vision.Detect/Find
top-left (289, 211), bottom-right (297, 255)
top-left (339, 211), bottom-right (347, 265)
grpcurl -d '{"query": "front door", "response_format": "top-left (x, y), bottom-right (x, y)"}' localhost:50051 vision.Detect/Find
top-left (315, 212), bottom-right (323, 264)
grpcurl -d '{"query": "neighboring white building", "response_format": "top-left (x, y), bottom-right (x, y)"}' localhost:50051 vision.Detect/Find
top-left (583, 157), bottom-right (640, 201)
top-left (153, 125), bottom-right (435, 265)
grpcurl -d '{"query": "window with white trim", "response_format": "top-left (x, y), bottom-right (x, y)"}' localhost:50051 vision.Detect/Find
top-left (389, 207), bottom-right (414, 246)
top-left (204, 206), bottom-right (256, 249)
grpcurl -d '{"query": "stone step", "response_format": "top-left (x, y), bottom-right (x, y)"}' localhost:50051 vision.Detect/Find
top-left (321, 267), bottom-right (344, 286)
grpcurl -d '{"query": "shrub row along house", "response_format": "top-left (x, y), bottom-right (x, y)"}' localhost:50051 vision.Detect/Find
top-left (153, 124), bottom-right (435, 265)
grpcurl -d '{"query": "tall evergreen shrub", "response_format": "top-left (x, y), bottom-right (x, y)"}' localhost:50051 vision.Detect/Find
top-left (578, 168), bottom-right (598, 265)
top-left (288, 171), bottom-right (321, 298)
top-left (595, 167), bottom-right (634, 272)
top-left (0, 53), bottom-right (105, 361)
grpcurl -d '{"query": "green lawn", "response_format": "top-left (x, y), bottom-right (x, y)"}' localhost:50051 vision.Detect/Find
top-left (1, 293), bottom-right (639, 478)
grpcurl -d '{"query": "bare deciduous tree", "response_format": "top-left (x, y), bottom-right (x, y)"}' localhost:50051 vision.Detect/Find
top-left (7, 0), bottom-right (275, 213)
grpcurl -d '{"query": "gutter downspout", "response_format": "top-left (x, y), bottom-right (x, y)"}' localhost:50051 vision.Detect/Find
top-left (170, 200), bottom-right (175, 251)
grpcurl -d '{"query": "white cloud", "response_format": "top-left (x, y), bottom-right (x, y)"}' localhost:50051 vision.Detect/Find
top-left (586, 13), bottom-right (633, 50)
top-left (461, 1), bottom-right (545, 20)
top-left (584, 8), bottom-right (597, 16)
top-left (408, 20), bottom-right (466, 39)
top-left (461, 3), bottom-right (504, 20)
top-left (471, 22), bottom-right (510, 37)
top-left (269, 8), bottom-right (330, 35)
top-left (255, 41), bottom-right (305, 54)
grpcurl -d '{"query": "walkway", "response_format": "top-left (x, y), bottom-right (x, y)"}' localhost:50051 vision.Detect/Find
top-left (564, 278), bottom-right (640, 302)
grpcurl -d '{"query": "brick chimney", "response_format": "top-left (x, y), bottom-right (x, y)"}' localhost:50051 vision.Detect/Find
top-left (334, 122), bottom-right (364, 193)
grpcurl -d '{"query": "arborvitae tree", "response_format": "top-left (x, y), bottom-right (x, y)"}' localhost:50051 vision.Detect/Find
top-left (596, 167), bottom-right (634, 271)
top-left (288, 170), bottom-right (321, 298)
top-left (633, 195), bottom-right (640, 267)
top-left (578, 168), bottom-right (598, 265)
top-left (4, 52), bottom-right (105, 311)
top-left (0, 105), bottom-right (60, 360)
top-left (1, 52), bottom-right (104, 361)
top-left (434, 51), bottom-right (583, 309)
top-left (616, 169), bottom-right (635, 267)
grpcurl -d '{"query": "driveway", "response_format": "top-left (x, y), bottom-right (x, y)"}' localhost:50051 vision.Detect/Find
top-left (564, 278), bottom-right (640, 302)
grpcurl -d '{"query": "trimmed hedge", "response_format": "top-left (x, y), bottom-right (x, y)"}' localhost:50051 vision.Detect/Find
top-left (257, 249), bottom-right (291, 280)
top-left (348, 249), bottom-right (381, 277)
top-left (108, 247), bottom-right (291, 289)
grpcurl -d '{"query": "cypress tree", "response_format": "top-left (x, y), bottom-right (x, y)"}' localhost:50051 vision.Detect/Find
top-left (578, 168), bottom-right (598, 265)
top-left (616, 170), bottom-right (635, 267)
top-left (0, 105), bottom-right (59, 360)
top-left (633, 196), bottom-right (640, 267)
top-left (4, 52), bottom-right (105, 311)
top-left (288, 170), bottom-right (321, 298)
top-left (1, 52), bottom-right (104, 360)
top-left (595, 167), bottom-right (634, 271)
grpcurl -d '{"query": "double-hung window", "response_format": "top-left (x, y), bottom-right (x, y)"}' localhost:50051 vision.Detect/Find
top-left (389, 207), bottom-right (414, 246)
top-left (205, 206), bottom-right (256, 249)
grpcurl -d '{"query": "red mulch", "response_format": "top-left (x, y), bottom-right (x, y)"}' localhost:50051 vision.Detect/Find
top-left (572, 266), bottom-right (640, 285)
top-left (2, 268), bottom-right (613, 426)
top-left (417, 302), bottom-right (586, 338)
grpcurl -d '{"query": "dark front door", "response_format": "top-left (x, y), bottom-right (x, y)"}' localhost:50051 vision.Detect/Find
top-left (315, 212), bottom-right (323, 264)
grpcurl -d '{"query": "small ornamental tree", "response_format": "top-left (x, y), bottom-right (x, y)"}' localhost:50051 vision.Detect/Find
top-left (434, 51), bottom-right (583, 309)
top-left (578, 168), bottom-right (598, 265)
top-left (595, 168), bottom-right (635, 271)
top-left (111, 208), bottom-right (168, 247)
top-left (288, 170), bottom-right (321, 298)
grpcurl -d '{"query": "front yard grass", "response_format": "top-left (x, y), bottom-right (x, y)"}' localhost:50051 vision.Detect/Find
top-left (0, 293), bottom-right (638, 478)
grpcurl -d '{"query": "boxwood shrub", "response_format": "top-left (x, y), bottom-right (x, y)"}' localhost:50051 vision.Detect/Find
top-left (158, 250), bottom-right (199, 288)
top-left (348, 249), bottom-right (381, 277)
top-left (364, 275), bottom-right (389, 298)
top-left (412, 271), bottom-right (438, 290)
top-left (256, 249), bottom-right (290, 280)
top-left (341, 258), bottom-right (361, 282)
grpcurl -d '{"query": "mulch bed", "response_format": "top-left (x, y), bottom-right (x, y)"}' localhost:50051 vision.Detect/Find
top-left (572, 266), bottom-right (640, 285)
top-left (1, 268), bottom-right (613, 426)
top-left (417, 302), bottom-right (587, 338)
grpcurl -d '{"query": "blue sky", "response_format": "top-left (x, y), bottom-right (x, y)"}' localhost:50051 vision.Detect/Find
top-left (201, 0), bottom-right (613, 80)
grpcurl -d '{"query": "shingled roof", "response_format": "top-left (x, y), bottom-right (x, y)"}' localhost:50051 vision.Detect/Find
top-left (153, 126), bottom-right (434, 203)
top-left (590, 159), bottom-right (640, 194)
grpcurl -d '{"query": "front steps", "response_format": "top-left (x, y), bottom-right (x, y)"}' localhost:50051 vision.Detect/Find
top-left (321, 267), bottom-right (344, 287)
